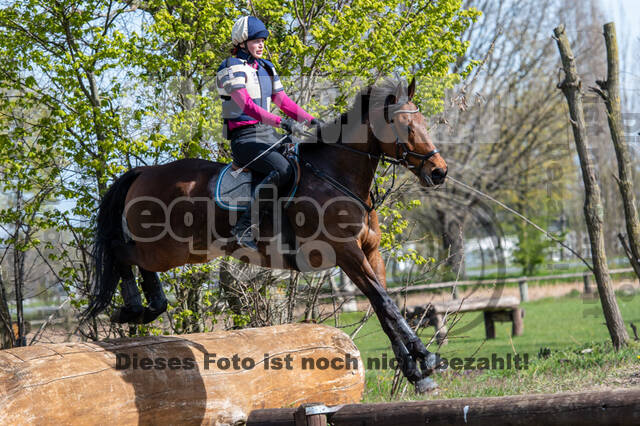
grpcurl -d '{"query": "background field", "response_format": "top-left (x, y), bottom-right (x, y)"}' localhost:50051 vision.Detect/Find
top-left (331, 292), bottom-right (640, 401)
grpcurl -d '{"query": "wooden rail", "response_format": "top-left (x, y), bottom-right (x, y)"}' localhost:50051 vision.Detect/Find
top-left (247, 388), bottom-right (640, 426)
top-left (320, 267), bottom-right (635, 301)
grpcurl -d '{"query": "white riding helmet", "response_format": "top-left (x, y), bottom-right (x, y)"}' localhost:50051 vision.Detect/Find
top-left (231, 16), bottom-right (269, 47)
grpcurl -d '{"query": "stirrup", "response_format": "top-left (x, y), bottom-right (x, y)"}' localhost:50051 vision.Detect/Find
top-left (231, 170), bottom-right (279, 250)
top-left (234, 224), bottom-right (258, 250)
top-left (232, 212), bottom-right (258, 249)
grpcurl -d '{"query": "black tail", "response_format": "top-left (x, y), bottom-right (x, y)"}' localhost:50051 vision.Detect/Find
top-left (83, 168), bottom-right (141, 320)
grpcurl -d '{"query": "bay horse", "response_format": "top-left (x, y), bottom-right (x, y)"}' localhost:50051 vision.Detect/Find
top-left (84, 77), bottom-right (448, 392)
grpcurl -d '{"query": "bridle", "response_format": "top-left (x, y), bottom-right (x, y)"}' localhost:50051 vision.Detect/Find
top-left (302, 102), bottom-right (442, 213)
top-left (385, 107), bottom-right (440, 172)
top-left (312, 104), bottom-right (440, 169)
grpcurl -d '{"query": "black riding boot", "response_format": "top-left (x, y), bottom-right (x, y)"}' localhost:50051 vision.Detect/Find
top-left (232, 170), bottom-right (279, 250)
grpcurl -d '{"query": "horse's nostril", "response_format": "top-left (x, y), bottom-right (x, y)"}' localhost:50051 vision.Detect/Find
top-left (431, 168), bottom-right (447, 180)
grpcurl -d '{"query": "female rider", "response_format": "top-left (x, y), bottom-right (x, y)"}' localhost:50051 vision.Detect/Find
top-left (216, 16), bottom-right (318, 250)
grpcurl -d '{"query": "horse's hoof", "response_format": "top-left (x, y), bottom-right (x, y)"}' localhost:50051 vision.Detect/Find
top-left (415, 377), bottom-right (438, 394)
top-left (422, 352), bottom-right (443, 371)
top-left (110, 306), bottom-right (144, 324)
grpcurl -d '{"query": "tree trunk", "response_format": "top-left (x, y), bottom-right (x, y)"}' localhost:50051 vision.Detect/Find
top-left (12, 245), bottom-right (25, 346)
top-left (219, 260), bottom-right (245, 327)
top-left (185, 286), bottom-right (201, 333)
top-left (12, 189), bottom-right (26, 346)
top-left (0, 267), bottom-right (13, 349)
top-left (553, 25), bottom-right (629, 349)
top-left (591, 22), bottom-right (640, 280)
top-left (437, 209), bottom-right (466, 279)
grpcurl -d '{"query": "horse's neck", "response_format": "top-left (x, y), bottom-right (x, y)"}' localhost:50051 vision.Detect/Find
top-left (343, 125), bottom-right (379, 186)
top-left (309, 122), bottom-right (379, 200)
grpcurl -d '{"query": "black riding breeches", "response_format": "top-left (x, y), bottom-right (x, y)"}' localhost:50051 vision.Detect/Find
top-left (230, 124), bottom-right (293, 188)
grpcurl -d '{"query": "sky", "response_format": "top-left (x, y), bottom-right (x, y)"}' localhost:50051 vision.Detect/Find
top-left (599, 0), bottom-right (640, 37)
top-left (599, 0), bottom-right (640, 93)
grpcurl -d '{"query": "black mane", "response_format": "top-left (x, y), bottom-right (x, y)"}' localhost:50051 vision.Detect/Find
top-left (302, 77), bottom-right (408, 148)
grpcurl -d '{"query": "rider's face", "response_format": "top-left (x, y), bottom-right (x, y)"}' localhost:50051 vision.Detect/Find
top-left (246, 38), bottom-right (265, 59)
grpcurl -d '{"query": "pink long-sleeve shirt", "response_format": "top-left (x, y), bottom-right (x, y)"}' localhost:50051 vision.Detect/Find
top-left (227, 88), bottom-right (315, 131)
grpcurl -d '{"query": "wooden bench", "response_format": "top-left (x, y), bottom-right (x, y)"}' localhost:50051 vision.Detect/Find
top-left (404, 296), bottom-right (524, 345)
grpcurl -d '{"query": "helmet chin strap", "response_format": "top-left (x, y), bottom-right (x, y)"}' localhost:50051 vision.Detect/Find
top-left (237, 44), bottom-right (263, 62)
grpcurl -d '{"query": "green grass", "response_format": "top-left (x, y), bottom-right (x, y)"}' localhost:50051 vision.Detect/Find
top-left (330, 292), bottom-right (640, 401)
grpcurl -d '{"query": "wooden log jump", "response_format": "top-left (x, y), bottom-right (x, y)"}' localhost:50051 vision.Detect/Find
top-left (248, 388), bottom-right (640, 425)
top-left (0, 324), bottom-right (364, 425)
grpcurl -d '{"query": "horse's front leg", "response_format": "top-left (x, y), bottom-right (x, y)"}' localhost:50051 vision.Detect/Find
top-left (361, 212), bottom-right (440, 380)
top-left (337, 241), bottom-right (437, 393)
top-left (364, 244), bottom-right (387, 288)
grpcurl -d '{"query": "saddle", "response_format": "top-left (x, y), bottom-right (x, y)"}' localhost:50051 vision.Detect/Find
top-left (213, 142), bottom-right (301, 212)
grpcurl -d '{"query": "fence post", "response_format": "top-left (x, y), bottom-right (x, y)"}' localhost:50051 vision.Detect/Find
top-left (511, 308), bottom-right (524, 336)
top-left (295, 403), bottom-right (328, 426)
top-left (518, 279), bottom-right (529, 302)
top-left (583, 274), bottom-right (593, 294)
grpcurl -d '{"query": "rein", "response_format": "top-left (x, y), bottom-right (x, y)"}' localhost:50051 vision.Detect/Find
top-left (303, 161), bottom-right (374, 213)
top-left (303, 107), bottom-right (439, 212)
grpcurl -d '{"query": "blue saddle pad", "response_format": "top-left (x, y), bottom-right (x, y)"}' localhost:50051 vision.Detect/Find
top-left (214, 164), bottom-right (253, 211)
top-left (213, 144), bottom-right (300, 211)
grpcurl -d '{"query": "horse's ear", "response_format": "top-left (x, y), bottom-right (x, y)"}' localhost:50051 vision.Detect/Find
top-left (393, 84), bottom-right (403, 103)
top-left (408, 77), bottom-right (416, 100)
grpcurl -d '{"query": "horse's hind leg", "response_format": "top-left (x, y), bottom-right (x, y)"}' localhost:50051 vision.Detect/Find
top-left (111, 241), bottom-right (167, 324)
top-left (110, 264), bottom-right (144, 324)
top-left (139, 268), bottom-right (168, 324)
